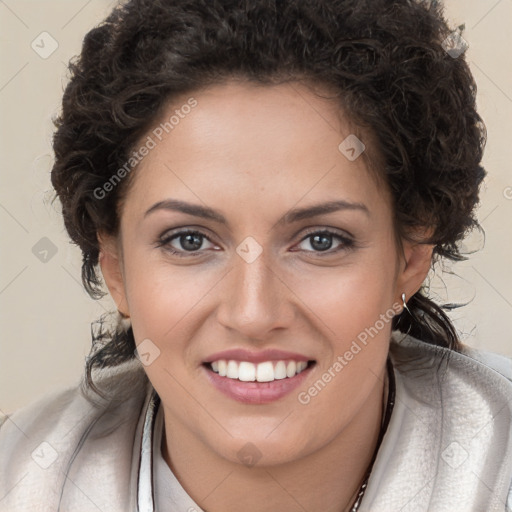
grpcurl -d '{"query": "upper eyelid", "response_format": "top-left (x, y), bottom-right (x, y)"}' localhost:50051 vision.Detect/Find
top-left (159, 227), bottom-right (215, 241)
top-left (298, 226), bottom-right (353, 239)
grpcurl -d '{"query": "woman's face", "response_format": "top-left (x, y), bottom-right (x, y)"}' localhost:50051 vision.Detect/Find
top-left (100, 80), bottom-right (432, 466)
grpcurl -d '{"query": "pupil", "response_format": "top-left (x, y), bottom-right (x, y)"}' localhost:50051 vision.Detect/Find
top-left (311, 234), bottom-right (332, 251)
top-left (182, 233), bottom-right (202, 251)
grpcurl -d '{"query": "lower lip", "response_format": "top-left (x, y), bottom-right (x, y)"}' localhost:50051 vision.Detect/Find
top-left (203, 364), bottom-right (314, 404)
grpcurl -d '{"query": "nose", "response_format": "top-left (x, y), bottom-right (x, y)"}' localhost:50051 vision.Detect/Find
top-left (216, 251), bottom-right (295, 340)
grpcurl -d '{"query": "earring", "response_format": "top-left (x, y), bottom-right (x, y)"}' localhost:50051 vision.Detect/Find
top-left (401, 293), bottom-right (411, 315)
top-left (395, 292), bottom-right (413, 338)
top-left (118, 309), bottom-right (131, 330)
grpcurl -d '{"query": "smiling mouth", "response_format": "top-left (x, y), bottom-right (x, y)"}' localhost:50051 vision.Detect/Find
top-left (203, 359), bottom-right (316, 383)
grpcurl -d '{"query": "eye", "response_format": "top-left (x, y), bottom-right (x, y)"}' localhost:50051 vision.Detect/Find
top-left (157, 229), bottom-right (217, 257)
top-left (156, 227), bottom-right (355, 258)
top-left (294, 229), bottom-right (354, 255)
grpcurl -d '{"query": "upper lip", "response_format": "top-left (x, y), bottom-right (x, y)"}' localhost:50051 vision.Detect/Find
top-left (204, 348), bottom-right (313, 364)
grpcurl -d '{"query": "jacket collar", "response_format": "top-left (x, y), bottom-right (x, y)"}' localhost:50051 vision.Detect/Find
top-left (134, 388), bottom-right (160, 512)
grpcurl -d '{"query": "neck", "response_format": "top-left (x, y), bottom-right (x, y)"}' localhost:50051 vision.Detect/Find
top-left (160, 366), bottom-right (388, 512)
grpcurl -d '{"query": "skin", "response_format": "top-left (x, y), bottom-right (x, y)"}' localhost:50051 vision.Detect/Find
top-left (99, 80), bottom-right (434, 512)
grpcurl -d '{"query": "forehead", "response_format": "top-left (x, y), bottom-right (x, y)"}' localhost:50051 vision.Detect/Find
top-left (121, 80), bottom-right (389, 222)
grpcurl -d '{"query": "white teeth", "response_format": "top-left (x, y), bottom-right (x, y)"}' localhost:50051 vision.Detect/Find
top-left (218, 360), bottom-right (227, 377)
top-left (226, 360), bottom-right (239, 379)
top-left (238, 361), bottom-right (256, 382)
top-left (297, 361), bottom-right (308, 373)
top-left (256, 361), bottom-right (274, 382)
top-left (274, 361), bottom-right (287, 380)
top-left (286, 361), bottom-right (296, 378)
top-left (209, 359), bottom-right (310, 382)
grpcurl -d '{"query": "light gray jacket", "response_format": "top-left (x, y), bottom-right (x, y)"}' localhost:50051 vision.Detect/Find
top-left (2, 333), bottom-right (512, 511)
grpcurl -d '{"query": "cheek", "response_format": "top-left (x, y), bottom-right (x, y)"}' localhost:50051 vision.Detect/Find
top-left (123, 251), bottom-right (217, 340)
top-left (288, 267), bottom-right (394, 450)
top-left (124, 260), bottom-right (212, 407)
top-left (284, 253), bottom-right (397, 342)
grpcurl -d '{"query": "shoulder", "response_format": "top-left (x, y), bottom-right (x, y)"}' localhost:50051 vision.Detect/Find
top-left (449, 342), bottom-right (512, 512)
top-left (389, 331), bottom-right (512, 387)
top-left (0, 359), bottom-right (149, 511)
top-left (0, 358), bottom-right (149, 442)
top-left (0, 383), bottom-right (85, 462)
top-left (459, 343), bottom-right (512, 382)
top-left (460, 345), bottom-right (512, 512)
top-left (389, 332), bottom-right (512, 511)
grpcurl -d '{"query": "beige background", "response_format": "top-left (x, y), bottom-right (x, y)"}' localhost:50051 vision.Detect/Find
top-left (1, 0), bottom-right (511, 414)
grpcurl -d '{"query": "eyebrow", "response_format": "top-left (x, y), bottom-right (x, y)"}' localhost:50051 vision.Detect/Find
top-left (144, 198), bottom-right (370, 225)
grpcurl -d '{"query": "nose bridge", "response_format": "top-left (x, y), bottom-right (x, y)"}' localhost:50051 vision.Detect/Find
top-left (217, 250), bottom-right (289, 338)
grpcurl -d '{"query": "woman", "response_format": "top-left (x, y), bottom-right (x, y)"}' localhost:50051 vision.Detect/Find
top-left (1, 0), bottom-right (512, 510)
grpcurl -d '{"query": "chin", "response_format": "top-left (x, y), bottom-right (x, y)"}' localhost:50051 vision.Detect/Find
top-left (209, 428), bottom-right (314, 468)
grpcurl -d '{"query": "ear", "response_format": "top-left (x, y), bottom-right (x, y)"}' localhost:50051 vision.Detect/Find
top-left (97, 232), bottom-right (130, 317)
top-left (394, 238), bottom-right (435, 307)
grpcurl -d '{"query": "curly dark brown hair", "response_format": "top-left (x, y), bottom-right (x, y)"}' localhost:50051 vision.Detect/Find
top-left (50, 0), bottom-right (486, 393)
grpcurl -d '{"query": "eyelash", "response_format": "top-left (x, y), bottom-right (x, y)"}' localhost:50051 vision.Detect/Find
top-left (156, 228), bottom-right (355, 258)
